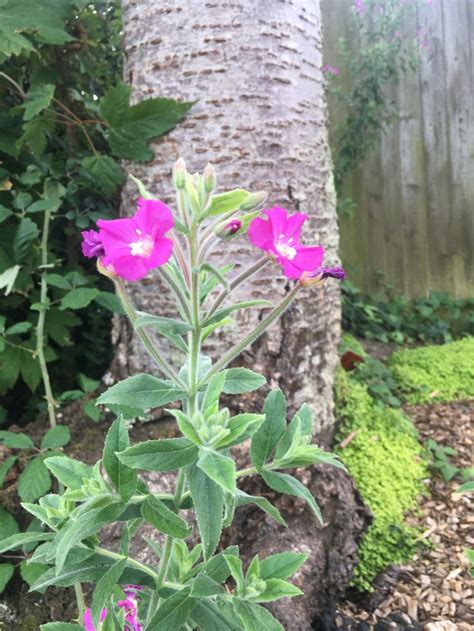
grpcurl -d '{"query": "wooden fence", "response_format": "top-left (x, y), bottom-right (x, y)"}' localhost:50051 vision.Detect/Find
top-left (321, 0), bottom-right (474, 298)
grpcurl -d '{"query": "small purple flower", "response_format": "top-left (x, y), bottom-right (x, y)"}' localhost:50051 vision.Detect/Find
top-left (225, 219), bottom-right (242, 235)
top-left (322, 64), bottom-right (341, 76)
top-left (354, 0), bottom-right (365, 17)
top-left (118, 585), bottom-right (143, 631)
top-left (81, 229), bottom-right (105, 259)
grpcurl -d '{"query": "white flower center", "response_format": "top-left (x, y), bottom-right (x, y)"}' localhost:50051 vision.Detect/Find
top-left (275, 236), bottom-right (296, 260)
top-left (129, 234), bottom-right (154, 257)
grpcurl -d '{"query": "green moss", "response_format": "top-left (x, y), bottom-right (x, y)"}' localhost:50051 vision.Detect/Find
top-left (390, 337), bottom-right (474, 404)
top-left (335, 371), bottom-right (427, 591)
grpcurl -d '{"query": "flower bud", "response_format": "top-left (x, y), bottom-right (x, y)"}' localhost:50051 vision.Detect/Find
top-left (185, 173), bottom-right (201, 215)
top-left (300, 265), bottom-right (345, 287)
top-left (215, 219), bottom-right (242, 240)
top-left (239, 190), bottom-right (267, 211)
top-left (203, 163), bottom-right (216, 193)
top-left (97, 258), bottom-right (118, 280)
top-left (173, 157), bottom-right (187, 190)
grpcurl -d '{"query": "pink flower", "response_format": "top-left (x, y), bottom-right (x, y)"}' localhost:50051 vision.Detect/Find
top-left (81, 229), bottom-right (105, 259)
top-left (118, 588), bottom-right (142, 631)
top-left (248, 207), bottom-right (324, 280)
top-left (95, 198), bottom-right (174, 282)
top-left (322, 64), bottom-right (340, 76)
top-left (84, 608), bottom-right (107, 631)
top-left (354, 0), bottom-right (365, 16)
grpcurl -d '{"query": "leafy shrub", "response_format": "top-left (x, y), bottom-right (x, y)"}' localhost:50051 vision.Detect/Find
top-left (390, 338), bottom-right (474, 404)
top-left (342, 281), bottom-right (474, 345)
top-left (335, 371), bottom-right (427, 592)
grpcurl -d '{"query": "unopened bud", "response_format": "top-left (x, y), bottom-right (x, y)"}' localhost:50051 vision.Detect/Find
top-left (239, 190), bottom-right (267, 211)
top-left (173, 157), bottom-right (187, 190)
top-left (215, 219), bottom-right (242, 240)
top-left (185, 173), bottom-right (201, 215)
top-left (203, 163), bottom-right (216, 193)
top-left (300, 265), bottom-right (345, 287)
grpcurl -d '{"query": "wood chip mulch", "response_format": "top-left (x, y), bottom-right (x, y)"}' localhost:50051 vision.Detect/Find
top-left (339, 399), bottom-right (474, 630)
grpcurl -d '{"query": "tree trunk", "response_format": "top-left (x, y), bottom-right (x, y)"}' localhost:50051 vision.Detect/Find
top-left (117, 0), bottom-right (341, 440)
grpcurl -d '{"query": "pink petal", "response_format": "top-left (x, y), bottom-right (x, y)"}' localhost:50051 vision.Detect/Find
top-left (281, 258), bottom-right (305, 279)
top-left (97, 217), bottom-right (138, 245)
top-left (106, 255), bottom-right (149, 281)
top-left (145, 237), bottom-right (173, 270)
top-left (248, 216), bottom-right (274, 251)
top-left (135, 199), bottom-right (174, 238)
top-left (292, 245), bottom-right (325, 271)
top-left (264, 207), bottom-right (288, 241)
top-left (285, 212), bottom-right (307, 242)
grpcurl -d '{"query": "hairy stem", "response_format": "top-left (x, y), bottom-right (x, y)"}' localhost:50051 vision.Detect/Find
top-left (199, 283), bottom-right (301, 387)
top-left (114, 278), bottom-right (188, 389)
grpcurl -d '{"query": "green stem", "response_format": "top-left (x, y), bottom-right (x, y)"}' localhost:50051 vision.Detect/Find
top-left (198, 283), bottom-right (301, 387)
top-left (36, 210), bottom-right (57, 429)
top-left (74, 582), bottom-right (86, 622)
top-left (114, 278), bottom-right (188, 390)
top-left (95, 546), bottom-right (159, 581)
top-left (204, 257), bottom-right (269, 321)
top-left (158, 264), bottom-right (191, 321)
top-left (236, 466), bottom-right (257, 477)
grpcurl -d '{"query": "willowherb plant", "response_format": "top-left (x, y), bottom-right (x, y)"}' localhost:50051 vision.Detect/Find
top-left (1, 159), bottom-right (345, 630)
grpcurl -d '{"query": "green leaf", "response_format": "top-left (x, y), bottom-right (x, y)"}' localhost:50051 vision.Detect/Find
top-left (19, 559), bottom-right (49, 587)
top-left (40, 425), bottom-right (70, 449)
top-left (146, 586), bottom-right (193, 631)
top-left (0, 563), bottom-right (14, 592)
top-left (168, 409), bottom-right (201, 444)
top-left (190, 599), bottom-right (242, 631)
top-left (0, 265), bottom-right (21, 295)
top-left (44, 455), bottom-right (93, 489)
top-left (18, 115), bottom-right (55, 159)
top-left (5, 321), bottom-right (32, 335)
top-left (44, 273), bottom-right (71, 289)
top-left (18, 457), bottom-right (51, 502)
top-left (13, 217), bottom-right (39, 263)
top-left (235, 490), bottom-right (286, 527)
top-left (459, 480), bottom-right (474, 493)
top-left (197, 449), bottom-right (236, 495)
top-left (201, 373), bottom-right (226, 412)
top-left (254, 577), bottom-right (303, 602)
top-left (81, 155), bottom-right (125, 196)
top-left (204, 189), bottom-right (250, 216)
top-left (91, 558), bottom-right (127, 627)
top-left (60, 287), bottom-right (100, 310)
top-left (141, 495), bottom-right (190, 538)
top-left (103, 417), bottom-right (137, 502)
top-left (203, 300), bottom-right (272, 328)
top-left (0, 531), bottom-right (53, 554)
top-left (293, 403), bottom-right (313, 437)
top-left (0, 455), bottom-right (16, 486)
top-left (189, 573), bottom-right (225, 598)
top-left (259, 552), bottom-right (308, 580)
top-left (97, 374), bottom-right (187, 411)
top-left (221, 368), bottom-right (266, 395)
top-left (217, 413), bottom-right (265, 448)
top-left (23, 84), bottom-right (55, 121)
top-left (40, 624), bottom-right (83, 630)
top-left (187, 463), bottom-right (224, 560)
top-left (0, 506), bottom-right (19, 540)
top-left (261, 470), bottom-right (322, 523)
top-left (135, 313), bottom-right (192, 335)
top-left (223, 554), bottom-right (244, 591)
top-left (99, 83), bottom-right (132, 127)
top-left (234, 602), bottom-right (284, 631)
top-left (94, 291), bottom-right (125, 314)
top-left (0, 430), bottom-right (34, 449)
top-left (0, 205), bottom-right (12, 223)
top-left (117, 438), bottom-right (198, 472)
top-left (250, 389), bottom-right (286, 470)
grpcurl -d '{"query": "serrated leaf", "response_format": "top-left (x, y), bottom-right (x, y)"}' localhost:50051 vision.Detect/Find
top-left (97, 374), bottom-right (187, 411)
top-left (94, 291), bottom-right (125, 314)
top-left (259, 552), bottom-right (308, 580)
top-left (197, 449), bottom-right (236, 495)
top-left (40, 425), bottom-right (70, 449)
top-left (0, 430), bottom-right (34, 449)
top-left (261, 470), bottom-right (322, 523)
top-left (141, 495), bottom-right (190, 538)
top-left (13, 217), bottom-right (39, 262)
top-left (234, 602), bottom-right (284, 631)
top-left (18, 115), bottom-right (55, 158)
top-left (221, 368), bottom-right (266, 395)
top-left (103, 416), bottom-right (137, 501)
top-left (23, 84), bottom-right (55, 121)
top-left (117, 438), bottom-right (198, 472)
top-left (187, 463), bottom-right (224, 561)
top-left (189, 573), bottom-right (225, 598)
top-left (91, 558), bottom-right (127, 627)
top-left (5, 321), bottom-right (32, 335)
top-left (60, 287), bottom-right (100, 310)
top-left (18, 457), bottom-right (51, 502)
top-left (250, 389), bottom-right (286, 470)
top-left (99, 83), bottom-right (132, 127)
top-left (44, 455), bottom-right (92, 489)
top-left (81, 155), bottom-right (125, 196)
top-left (146, 586), bottom-right (193, 631)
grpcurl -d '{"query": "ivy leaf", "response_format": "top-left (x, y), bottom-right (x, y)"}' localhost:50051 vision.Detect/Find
top-left (13, 217), bottom-right (39, 263)
top-left (81, 155), bottom-right (125, 196)
top-left (23, 84), bottom-right (55, 121)
top-left (18, 457), bottom-right (51, 502)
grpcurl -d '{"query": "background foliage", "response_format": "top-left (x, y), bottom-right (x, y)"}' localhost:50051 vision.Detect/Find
top-left (0, 0), bottom-right (193, 425)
